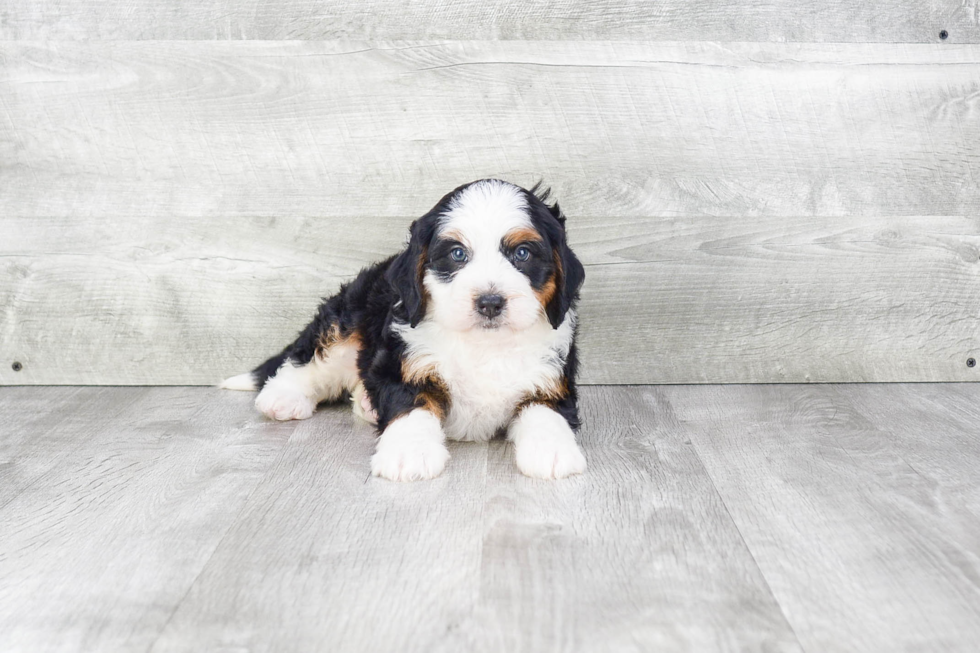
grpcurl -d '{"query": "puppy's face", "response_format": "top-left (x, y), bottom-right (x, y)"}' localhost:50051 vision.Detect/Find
top-left (386, 179), bottom-right (585, 333)
top-left (426, 181), bottom-right (553, 331)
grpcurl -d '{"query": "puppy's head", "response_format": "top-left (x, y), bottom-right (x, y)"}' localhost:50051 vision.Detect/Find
top-left (386, 179), bottom-right (585, 331)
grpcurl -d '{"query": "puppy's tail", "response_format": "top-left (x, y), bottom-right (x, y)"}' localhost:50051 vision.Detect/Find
top-left (218, 372), bottom-right (258, 391)
top-left (217, 350), bottom-right (290, 392)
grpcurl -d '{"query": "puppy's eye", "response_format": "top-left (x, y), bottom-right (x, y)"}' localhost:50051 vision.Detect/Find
top-left (450, 247), bottom-right (467, 263)
top-left (514, 246), bottom-right (531, 262)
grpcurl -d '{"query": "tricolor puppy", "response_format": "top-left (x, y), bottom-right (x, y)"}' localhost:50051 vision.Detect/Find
top-left (221, 179), bottom-right (586, 481)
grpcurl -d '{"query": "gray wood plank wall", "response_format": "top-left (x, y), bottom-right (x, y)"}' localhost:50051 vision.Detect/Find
top-left (2, 1), bottom-right (979, 41)
top-left (1, 6), bottom-right (978, 385)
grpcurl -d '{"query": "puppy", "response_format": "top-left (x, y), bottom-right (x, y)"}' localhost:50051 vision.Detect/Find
top-left (220, 179), bottom-right (586, 481)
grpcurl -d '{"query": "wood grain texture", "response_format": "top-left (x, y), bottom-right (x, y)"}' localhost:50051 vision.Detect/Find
top-left (1, 213), bottom-right (977, 385)
top-left (439, 386), bottom-right (801, 652)
top-left (150, 405), bottom-right (493, 653)
top-left (2, 41), bottom-right (980, 385)
top-left (3, 385), bottom-right (979, 651)
top-left (0, 386), bottom-right (146, 507)
top-left (3, 42), bottom-right (980, 220)
top-left (664, 383), bottom-right (980, 652)
top-left (1, 0), bottom-right (977, 41)
top-left (0, 387), bottom-right (293, 652)
top-left (0, 386), bottom-right (801, 653)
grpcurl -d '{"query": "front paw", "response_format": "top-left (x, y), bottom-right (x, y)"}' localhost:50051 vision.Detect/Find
top-left (371, 409), bottom-right (449, 482)
top-left (514, 436), bottom-right (586, 480)
top-left (255, 385), bottom-right (316, 421)
top-left (510, 405), bottom-right (587, 480)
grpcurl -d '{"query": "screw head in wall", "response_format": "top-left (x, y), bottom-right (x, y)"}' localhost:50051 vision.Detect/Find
top-left (968, 358), bottom-right (977, 368)
top-left (11, 361), bottom-right (23, 372)
top-left (940, 30), bottom-right (949, 40)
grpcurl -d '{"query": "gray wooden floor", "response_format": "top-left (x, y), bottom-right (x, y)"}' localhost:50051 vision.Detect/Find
top-left (1, 385), bottom-right (978, 652)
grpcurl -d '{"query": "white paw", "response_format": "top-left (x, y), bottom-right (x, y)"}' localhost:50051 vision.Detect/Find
top-left (371, 409), bottom-right (449, 482)
top-left (510, 404), bottom-right (587, 480)
top-left (514, 436), bottom-right (586, 479)
top-left (255, 386), bottom-right (316, 421)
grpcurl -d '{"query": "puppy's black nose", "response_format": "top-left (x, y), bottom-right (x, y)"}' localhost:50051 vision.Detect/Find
top-left (475, 294), bottom-right (505, 318)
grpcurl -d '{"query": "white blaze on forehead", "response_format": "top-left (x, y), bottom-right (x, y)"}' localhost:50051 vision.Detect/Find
top-left (438, 179), bottom-right (532, 246)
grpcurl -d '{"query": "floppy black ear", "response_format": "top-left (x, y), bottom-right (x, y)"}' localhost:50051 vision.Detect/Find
top-left (385, 217), bottom-right (435, 327)
top-left (545, 219), bottom-right (585, 329)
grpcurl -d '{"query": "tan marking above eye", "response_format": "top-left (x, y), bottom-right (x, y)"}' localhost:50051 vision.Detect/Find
top-left (439, 229), bottom-right (469, 247)
top-left (502, 228), bottom-right (544, 248)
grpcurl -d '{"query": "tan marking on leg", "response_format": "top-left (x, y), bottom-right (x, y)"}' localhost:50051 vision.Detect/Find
top-left (311, 326), bottom-right (364, 401)
top-left (400, 354), bottom-right (450, 420)
top-left (316, 326), bottom-right (362, 361)
top-left (401, 355), bottom-right (439, 386)
top-left (416, 380), bottom-right (450, 421)
top-left (516, 375), bottom-right (570, 413)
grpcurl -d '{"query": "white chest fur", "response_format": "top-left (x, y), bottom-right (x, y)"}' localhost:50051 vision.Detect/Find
top-left (393, 313), bottom-right (575, 441)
